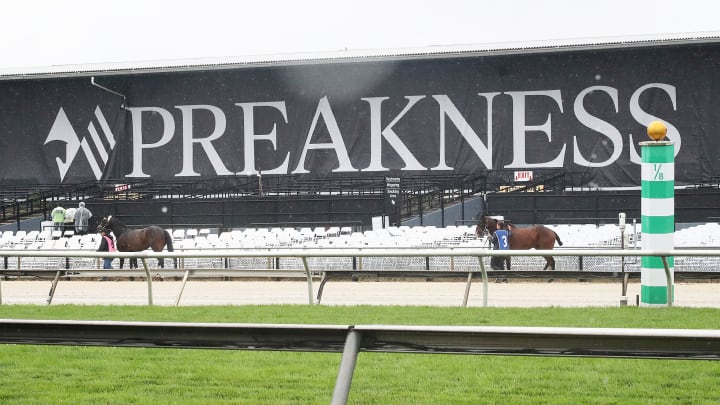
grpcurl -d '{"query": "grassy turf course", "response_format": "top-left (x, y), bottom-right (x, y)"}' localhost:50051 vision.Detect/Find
top-left (0, 305), bottom-right (718, 404)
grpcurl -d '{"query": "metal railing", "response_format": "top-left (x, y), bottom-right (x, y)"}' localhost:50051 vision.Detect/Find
top-left (0, 319), bottom-right (719, 404)
top-left (0, 247), bottom-right (718, 307)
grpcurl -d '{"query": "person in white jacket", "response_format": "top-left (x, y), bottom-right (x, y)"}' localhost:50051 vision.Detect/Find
top-left (74, 202), bottom-right (93, 235)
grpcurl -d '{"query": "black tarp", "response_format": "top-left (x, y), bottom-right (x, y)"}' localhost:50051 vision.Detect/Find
top-left (2, 42), bottom-right (719, 186)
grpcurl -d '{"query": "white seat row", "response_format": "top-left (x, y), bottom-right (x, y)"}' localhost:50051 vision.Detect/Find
top-left (3, 223), bottom-right (718, 252)
top-left (0, 232), bottom-right (100, 250)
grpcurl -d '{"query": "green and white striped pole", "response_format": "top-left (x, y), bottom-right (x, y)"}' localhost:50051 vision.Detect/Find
top-left (640, 121), bottom-right (674, 306)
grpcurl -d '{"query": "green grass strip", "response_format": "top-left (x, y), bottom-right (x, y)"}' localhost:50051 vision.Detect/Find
top-left (0, 305), bottom-right (717, 404)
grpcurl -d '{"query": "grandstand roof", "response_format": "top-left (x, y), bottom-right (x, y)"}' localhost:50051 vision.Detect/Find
top-left (2, 31), bottom-right (720, 80)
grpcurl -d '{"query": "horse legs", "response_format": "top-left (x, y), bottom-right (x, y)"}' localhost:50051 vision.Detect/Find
top-left (543, 256), bottom-right (556, 270)
top-left (119, 257), bottom-right (139, 269)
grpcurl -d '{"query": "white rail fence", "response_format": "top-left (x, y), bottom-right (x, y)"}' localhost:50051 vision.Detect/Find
top-left (1, 248), bottom-right (719, 306)
top-left (1, 319), bottom-right (720, 404)
top-left (4, 245), bottom-right (720, 272)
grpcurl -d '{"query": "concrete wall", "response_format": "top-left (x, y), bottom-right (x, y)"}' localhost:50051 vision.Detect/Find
top-left (402, 196), bottom-right (484, 228)
top-left (0, 217), bottom-right (44, 233)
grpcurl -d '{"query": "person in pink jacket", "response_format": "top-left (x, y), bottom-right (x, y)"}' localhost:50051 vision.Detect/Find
top-left (97, 228), bottom-right (116, 269)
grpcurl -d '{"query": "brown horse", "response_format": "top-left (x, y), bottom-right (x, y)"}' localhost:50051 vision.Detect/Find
top-left (475, 214), bottom-right (563, 270)
top-left (98, 216), bottom-right (175, 268)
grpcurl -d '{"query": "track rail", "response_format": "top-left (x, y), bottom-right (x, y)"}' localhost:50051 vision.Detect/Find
top-left (1, 248), bottom-right (718, 306)
top-left (1, 319), bottom-right (719, 404)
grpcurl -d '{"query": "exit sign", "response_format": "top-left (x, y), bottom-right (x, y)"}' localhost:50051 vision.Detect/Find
top-left (514, 171), bottom-right (533, 182)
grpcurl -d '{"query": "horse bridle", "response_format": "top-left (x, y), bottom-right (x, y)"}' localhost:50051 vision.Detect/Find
top-left (97, 215), bottom-right (112, 232)
top-left (477, 216), bottom-right (491, 237)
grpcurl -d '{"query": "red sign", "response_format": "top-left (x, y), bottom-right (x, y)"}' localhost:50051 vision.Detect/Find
top-left (514, 171), bottom-right (533, 182)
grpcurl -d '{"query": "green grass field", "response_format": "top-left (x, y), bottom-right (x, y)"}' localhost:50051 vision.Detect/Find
top-left (0, 305), bottom-right (719, 404)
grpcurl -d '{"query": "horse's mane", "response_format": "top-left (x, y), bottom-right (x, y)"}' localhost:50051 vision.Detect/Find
top-left (477, 214), bottom-right (517, 234)
top-left (106, 216), bottom-right (129, 235)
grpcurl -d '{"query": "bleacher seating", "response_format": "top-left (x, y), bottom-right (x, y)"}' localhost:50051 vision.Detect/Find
top-left (0, 223), bottom-right (718, 271)
top-left (172, 229), bottom-right (185, 241)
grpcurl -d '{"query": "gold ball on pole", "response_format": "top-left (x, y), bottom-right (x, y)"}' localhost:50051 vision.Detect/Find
top-left (647, 121), bottom-right (668, 141)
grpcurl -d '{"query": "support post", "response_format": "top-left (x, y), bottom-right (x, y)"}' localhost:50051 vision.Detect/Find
top-left (476, 256), bottom-right (488, 307)
top-left (47, 271), bottom-right (62, 305)
top-left (301, 257), bottom-right (315, 305)
top-left (619, 212), bottom-right (628, 306)
top-left (175, 269), bottom-right (191, 307)
top-left (141, 258), bottom-right (153, 306)
top-left (462, 272), bottom-right (472, 307)
top-left (640, 122), bottom-right (674, 306)
top-left (331, 329), bottom-right (361, 405)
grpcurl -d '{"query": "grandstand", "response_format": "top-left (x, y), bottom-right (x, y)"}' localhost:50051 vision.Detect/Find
top-left (2, 222), bottom-right (718, 273)
top-left (1, 34), bottom-right (719, 244)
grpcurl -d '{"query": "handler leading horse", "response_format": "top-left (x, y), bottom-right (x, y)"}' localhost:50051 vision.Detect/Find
top-left (476, 214), bottom-right (563, 270)
top-left (98, 216), bottom-right (176, 268)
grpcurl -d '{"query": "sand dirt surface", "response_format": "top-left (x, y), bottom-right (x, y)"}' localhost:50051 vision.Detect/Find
top-left (1, 279), bottom-right (718, 307)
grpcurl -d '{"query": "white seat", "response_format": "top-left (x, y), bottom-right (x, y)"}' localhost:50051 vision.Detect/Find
top-left (24, 230), bottom-right (39, 243)
top-left (194, 236), bottom-right (211, 248)
top-left (41, 239), bottom-right (57, 249)
top-left (80, 234), bottom-right (98, 249)
top-left (180, 239), bottom-right (196, 249)
top-left (297, 228), bottom-right (313, 240)
top-left (1, 231), bottom-right (14, 246)
top-left (313, 227), bottom-right (327, 239)
top-left (172, 229), bottom-right (185, 240)
top-left (66, 236), bottom-right (82, 249)
top-left (275, 232), bottom-right (292, 246)
top-left (206, 233), bottom-right (219, 244)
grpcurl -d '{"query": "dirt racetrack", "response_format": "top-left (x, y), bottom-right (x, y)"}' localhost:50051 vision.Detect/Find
top-left (2, 279), bottom-right (719, 307)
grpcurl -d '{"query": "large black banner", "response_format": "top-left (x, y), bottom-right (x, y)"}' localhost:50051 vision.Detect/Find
top-left (2, 41), bottom-right (719, 187)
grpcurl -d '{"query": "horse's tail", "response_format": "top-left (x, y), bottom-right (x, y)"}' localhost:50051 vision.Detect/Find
top-left (554, 230), bottom-right (563, 246)
top-left (164, 229), bottom-right (174, 252)
top-left (164, 229), bottom-right (177, 269)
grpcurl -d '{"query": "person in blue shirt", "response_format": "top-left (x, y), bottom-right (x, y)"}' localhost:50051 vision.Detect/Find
top-left (490, 221), bottom-right (511, 270)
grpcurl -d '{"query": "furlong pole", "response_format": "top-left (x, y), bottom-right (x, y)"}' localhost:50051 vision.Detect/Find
top-left (640, 121), bottom-right (674, 306)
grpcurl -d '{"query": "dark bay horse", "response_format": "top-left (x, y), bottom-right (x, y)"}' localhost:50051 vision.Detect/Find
top-left (475, 214), bottom-right (563, 270)
top-left (98, 216), bottom-right (175, 268)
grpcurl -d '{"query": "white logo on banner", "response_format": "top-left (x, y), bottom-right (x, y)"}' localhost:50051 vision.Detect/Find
top-left (43, 106), bottom-right (115, 181)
